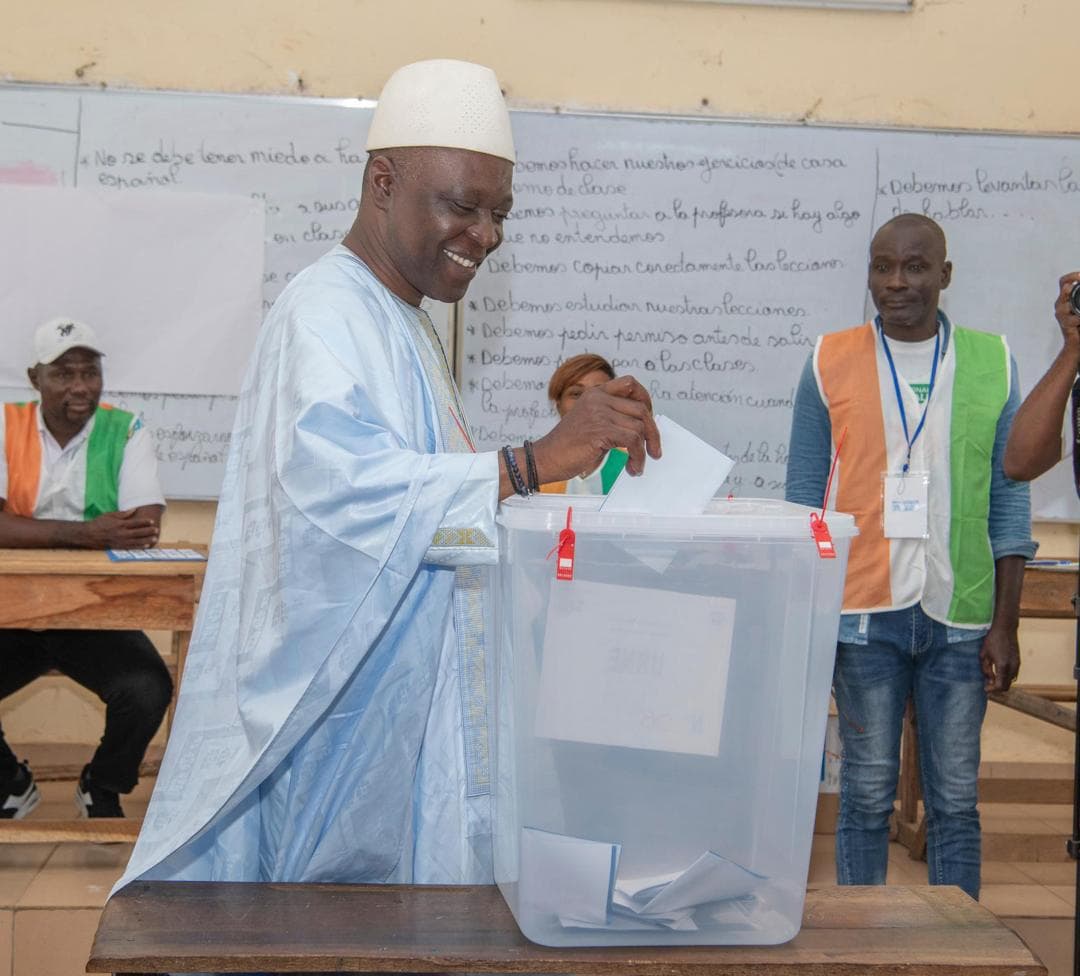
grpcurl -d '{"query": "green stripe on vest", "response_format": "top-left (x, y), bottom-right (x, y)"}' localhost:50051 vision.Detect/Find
top-left (948, 328), bottom-right (1009, 624)
top-left (84, 406), bottom-right (134, 520)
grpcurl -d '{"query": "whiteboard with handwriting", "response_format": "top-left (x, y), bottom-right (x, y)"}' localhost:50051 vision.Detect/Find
top-left (0, 86), bottom-right (377, 498)
top-left (2, 85), bottom-right (1078, 515)
top-left (0, 85), bottom-right (448, 499)
top-left (461, 112), bottom-right (1080, 519)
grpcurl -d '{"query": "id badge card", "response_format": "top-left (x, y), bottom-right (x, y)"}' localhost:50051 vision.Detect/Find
top-left (882, 471), bottom-right (930, 538)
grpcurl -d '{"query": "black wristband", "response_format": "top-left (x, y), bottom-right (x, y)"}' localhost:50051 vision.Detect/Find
top-left (523, 439), bottom-right (540, 493)
top-left (502, 444), bottom-right (529, 497)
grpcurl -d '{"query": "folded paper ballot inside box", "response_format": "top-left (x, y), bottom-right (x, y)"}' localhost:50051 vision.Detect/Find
top-left (520, 828), bottom-right (765, 932)
top-left (615, 850), bottom-right (766, 918)
top-left (520, 828), bottom-right (618, 927)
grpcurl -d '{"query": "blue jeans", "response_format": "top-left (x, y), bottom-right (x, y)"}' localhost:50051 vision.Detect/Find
top-left (832, 605), bottom-right (987, 900)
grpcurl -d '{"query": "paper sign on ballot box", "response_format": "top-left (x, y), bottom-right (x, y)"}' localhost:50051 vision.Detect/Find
top-left (534, 579), bottom-right (736, 757)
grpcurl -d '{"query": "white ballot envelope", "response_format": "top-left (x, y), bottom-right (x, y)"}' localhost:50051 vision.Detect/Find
top-left (601, 415), bottom-right (735, 515)
top-left (519, 827), bottom-right (620, 926)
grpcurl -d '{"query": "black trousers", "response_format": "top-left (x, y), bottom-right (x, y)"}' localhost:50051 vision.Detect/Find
top-left (0, 629), bottom-right (173, 793)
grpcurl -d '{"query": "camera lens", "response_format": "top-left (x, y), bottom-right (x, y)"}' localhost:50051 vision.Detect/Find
top-left (1071, 281), bottom-right (1080, 316)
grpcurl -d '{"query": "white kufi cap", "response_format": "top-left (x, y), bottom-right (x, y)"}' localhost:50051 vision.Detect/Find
top-left (366, 59), bottom-right (515, 164)
top-left (32, 317), bottom-right (105, 367)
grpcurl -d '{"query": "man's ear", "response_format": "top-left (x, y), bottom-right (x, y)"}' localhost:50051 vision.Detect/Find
top-left (941, 260), bottom-right (953, 291)
top-left (366, 154), bottom-right (397, 212)
top-left (26, 366), bottom-right (40, 392)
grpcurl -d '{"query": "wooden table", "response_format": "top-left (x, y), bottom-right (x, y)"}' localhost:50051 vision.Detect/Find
top-left (0, 547), bottom-right (205, 843)
top-left (87, 882), bottom-right (1046, 975)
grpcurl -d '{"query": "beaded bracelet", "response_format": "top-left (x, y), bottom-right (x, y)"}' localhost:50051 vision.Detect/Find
top-left (502, 444), bottom-right (529, 497)
top-left (522, 439), bottom-right (540, 494)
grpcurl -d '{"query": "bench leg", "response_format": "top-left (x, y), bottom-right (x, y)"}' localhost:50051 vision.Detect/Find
top-left (895, 698), bottom-right (928, 861)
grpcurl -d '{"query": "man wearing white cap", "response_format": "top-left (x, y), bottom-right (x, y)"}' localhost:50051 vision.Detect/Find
top-left (0, 318), bottom-right (170, 820)
top-left (116, 60), bottom-right (659, 889)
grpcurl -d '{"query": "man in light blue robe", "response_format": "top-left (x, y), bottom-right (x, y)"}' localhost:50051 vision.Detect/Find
top-left (116, 59), bottom-right (660, 890)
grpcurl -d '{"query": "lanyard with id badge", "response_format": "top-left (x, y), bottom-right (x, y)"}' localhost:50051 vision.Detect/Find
top-left (880, 325), bottom-right (939, 539)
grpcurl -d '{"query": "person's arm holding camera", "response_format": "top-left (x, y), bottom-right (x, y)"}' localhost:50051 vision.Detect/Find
top-left (1003, 272), bottom-right (1080, 482)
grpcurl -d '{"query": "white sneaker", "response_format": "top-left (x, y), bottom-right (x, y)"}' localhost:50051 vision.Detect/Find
top-left (74, 765), bottom-right (125, 818)
top-left (0, 762), bottom-right (40, 820)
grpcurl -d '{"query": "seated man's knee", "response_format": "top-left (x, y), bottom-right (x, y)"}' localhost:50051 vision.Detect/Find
top-left (108, 666), bottom-right (173, 720)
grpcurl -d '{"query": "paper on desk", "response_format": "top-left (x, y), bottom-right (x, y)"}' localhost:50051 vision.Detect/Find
top-left (519, 827), bottom-right (620, 926)
top-left (601, 415), bottom-right (735, 515)
top-left (1026, 558), bottom-right (1080, 572)
top-left (107, 548), bottom-right (206, 562)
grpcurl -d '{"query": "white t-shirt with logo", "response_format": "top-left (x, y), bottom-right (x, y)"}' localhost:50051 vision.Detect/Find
top-left (886, 333), bottom-right (939, 406)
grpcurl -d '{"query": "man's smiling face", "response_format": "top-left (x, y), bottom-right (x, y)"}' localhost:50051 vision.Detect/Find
top-left (381, 146), bottom-right (514, 305)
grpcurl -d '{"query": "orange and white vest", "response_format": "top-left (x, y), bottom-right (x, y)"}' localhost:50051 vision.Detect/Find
top-left (3, 401), bottom-right (134, 520)
top-left (814, 321), bottom-right (1010, 627)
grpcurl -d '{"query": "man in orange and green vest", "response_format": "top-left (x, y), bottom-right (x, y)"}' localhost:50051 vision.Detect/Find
top-left (785, 215), bottom-right (1035, 900)
top-left (0, 318), bottom-right (171, 819)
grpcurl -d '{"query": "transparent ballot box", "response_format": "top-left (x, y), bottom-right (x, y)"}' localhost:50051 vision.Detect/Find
top-left (492, 496), bottom-right (856, 946)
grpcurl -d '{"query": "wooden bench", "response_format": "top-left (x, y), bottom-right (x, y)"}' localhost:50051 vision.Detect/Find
top-left (87, 882), bottom-right (1046, 975)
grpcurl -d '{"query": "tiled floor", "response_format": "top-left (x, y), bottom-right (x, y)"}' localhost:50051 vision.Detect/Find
top-left (2, 788), bottom-right (1076, 975)
top-left (808, 830), bottom-right (1076, 976)
top-left (808, 830), bottom-right (1077, 919)
top-left (0, 778), bottom-right (153, 976)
